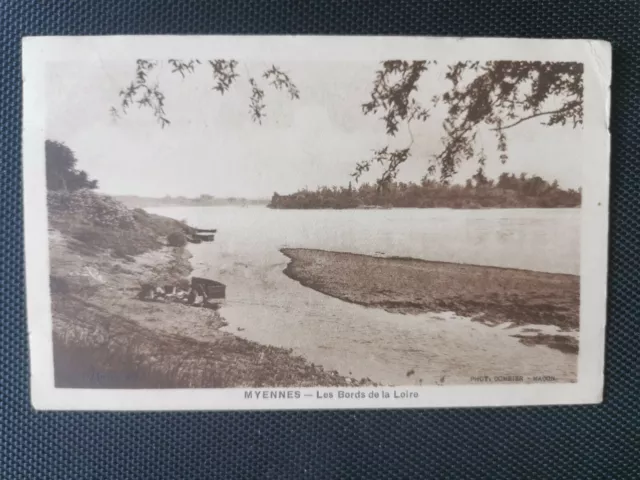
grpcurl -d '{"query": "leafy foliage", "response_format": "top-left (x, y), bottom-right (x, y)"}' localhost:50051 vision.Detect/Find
top-left (354, 61), bottom-right (433, 188)
top-left (262, 65), bottom-right (300, 100)
top-left (352, 146), bottom-right (412, 189)
top-left (269, 172), bottom-right (581, 210)
top-left (45, 140), bottom-right (99, 192)
top-left (110, 58), bottom-right (584, 191)
top-left (248, 78), bottom-right (266, 124)
top-left (168, 58), bottom-right (200, 78)
top-left (362, 60), bottom-right (432, 136)
top-left (115, 60), bottom-right (170, 128)
top-left (208, 59), bottom-right (240, 94)
top-left (112, 59), bottom-right (299, 127)
top-left (359, 60), bottom-right (584, 185)
top-left (436, 61), bottom-right (583, 180)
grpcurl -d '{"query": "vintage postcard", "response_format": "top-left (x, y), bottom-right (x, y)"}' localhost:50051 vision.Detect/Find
top-left (22, 35), bottom-right (611, 410)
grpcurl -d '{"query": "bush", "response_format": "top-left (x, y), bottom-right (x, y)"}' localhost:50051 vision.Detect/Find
top-left (48, 189), bottom-right (135, 228)
top-left (46, 140), bottom-right (99, 192)
top-left (167, 231), bottom-right (187, 247)
top-left (48, 190), bottom-right (194, 257)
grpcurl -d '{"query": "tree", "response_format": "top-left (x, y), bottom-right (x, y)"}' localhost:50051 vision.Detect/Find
top-left (471, 168), bottom-right (490, 187)
top-left (45, 140), bottom-right (98, 191)
top-left (267, 172), bottom-right (580, 209)
top-left (111, 59), bottom-right (299, 128)
top-left (357, 60), bottom-right (583, 187)
top-left (110, 58), bottom-right (583, 189)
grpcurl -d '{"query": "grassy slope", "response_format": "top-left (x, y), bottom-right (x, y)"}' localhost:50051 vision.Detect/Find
top-left (49, 190), bottom-right (369, 388)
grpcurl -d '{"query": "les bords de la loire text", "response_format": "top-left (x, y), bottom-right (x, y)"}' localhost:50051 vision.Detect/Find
top-left (244, 389), bottom-right (419, 401)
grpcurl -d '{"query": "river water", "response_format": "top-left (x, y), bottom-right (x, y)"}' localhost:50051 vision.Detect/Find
top-left (147, 206), bottom-right (580, 385)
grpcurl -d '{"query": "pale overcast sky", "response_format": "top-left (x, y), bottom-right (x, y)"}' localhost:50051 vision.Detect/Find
top-left (46, 60), bottom-right (584, 198)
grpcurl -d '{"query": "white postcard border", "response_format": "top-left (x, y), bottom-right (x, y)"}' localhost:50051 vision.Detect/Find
top-left (22, 35), bottom-right (611, 410)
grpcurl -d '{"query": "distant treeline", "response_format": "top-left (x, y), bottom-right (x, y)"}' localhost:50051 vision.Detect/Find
top-left (115, 195), bottom-right (270, 209)
top-left (269, 172), bottom-right (582, 210)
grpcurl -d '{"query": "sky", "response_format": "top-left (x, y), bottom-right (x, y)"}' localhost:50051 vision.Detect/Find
top-left (46, 59), bottom-right (585, 198)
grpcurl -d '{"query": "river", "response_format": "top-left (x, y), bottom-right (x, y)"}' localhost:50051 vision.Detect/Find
top-left (147, 206), bottom-right (580, 386)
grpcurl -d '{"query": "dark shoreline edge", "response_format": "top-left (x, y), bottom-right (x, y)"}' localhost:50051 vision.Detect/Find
top-left (284, 246), bottom-right (579, 278)
top-left (49, 191), bottom-right (374, 388)
top-left (268, 205), bottom-right (581, 210)
top-left (52, 243), bottom-right (375, 389)
top-left (280, 248), bottom-right (579, 355)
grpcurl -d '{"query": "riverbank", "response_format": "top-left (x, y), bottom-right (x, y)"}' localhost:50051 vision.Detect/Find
top-left (268, 175), bottom-right (581, 210)
top-left (281, 248), bottom-right (579, 354)
top-left (49, 191), bottom-right (370, 388)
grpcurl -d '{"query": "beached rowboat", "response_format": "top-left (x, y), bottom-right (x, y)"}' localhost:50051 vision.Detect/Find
top-left (193, 233), bottom-right (215, 242)
top-left (191, 276), bottom-right (226, 300)
top-left (191, 228), bottom-right (217, 242)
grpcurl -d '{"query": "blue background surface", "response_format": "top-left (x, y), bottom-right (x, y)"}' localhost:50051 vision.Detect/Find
top-left (1, 1), bottom-right (638, 478)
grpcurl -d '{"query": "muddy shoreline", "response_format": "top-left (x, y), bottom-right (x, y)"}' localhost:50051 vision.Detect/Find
top-left (50, 230), bottom-right (371, 388)
top-left (281, 248), bottom-right (579, 354)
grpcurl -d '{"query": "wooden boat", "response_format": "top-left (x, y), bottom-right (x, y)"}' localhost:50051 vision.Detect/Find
top-left (191, 228), bottom-right (216, 242)
top-left (193, 233), bottom-right (215, 242)
top-left (193, 233), bottom-right (216, 242)
top-left (191, 277), bottom-right (226, 300)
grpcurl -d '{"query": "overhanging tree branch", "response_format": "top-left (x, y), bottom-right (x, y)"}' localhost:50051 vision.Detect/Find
top-left (112, 59), bottom-right (299, 127)
top-left (489, 105), bottom-right (578, 131)
top-left (360, 59), bottom-right (584, 184)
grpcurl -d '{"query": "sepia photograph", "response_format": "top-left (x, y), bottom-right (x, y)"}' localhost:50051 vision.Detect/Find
top-left (22, 36), bottom-right (611, 409)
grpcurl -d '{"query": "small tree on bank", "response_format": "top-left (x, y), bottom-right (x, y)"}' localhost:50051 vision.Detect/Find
top-left (45, 140), bottom-right (98, 192)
